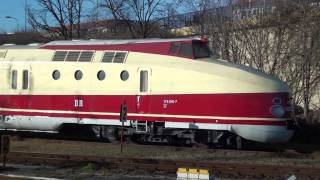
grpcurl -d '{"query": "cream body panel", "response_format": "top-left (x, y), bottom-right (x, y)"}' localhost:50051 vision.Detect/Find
top-left (0, 115), bottom-right (131, 131)
top-left (165, 121), bottom-right (294, 143)
top-left (126, 52), bottom-right (289, 94)
top-left (0, 51), bottom-right (288, 95)
top-left (0, 115), bottom-right (76, 131)
top-left (30, 63), bottom-right (139, 95)
top-left (0, 64), bottom-right (10, 92)
top-left (230, 124), bottom-right (294, 143)
top-left (3, 49), bottom-right (54, 62)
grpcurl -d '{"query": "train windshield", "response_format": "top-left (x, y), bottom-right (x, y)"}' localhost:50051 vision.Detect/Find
top-left (193, 42), bottom-right (211, 59)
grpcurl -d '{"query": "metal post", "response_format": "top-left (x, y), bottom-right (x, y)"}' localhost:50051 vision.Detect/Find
top-left (2, 155), bottom-right (6, 168)
top-left (5, 16), bottom-right (19, 32)
top-left (0, 135), bottom-right (10, 168)
top-left (25, 0), bottom-right (27, 32)
top-left (119, 102), bottom-right (127, 154)
top-left (120, 120), bottom-right (124, 153)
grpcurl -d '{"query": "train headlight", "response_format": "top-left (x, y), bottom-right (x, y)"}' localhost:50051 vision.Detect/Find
top-left (272, 97), bottom-right (282, 105)
top-left (270, 105), bottom-right (285, 117)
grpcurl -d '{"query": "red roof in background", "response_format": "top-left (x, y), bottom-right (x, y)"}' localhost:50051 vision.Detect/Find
top-left (233, 0), bottom-right (257, 5)
top-left (232, 0), bottom-right (272, 6)
top-left (80, 19), bottom-right (130, 29)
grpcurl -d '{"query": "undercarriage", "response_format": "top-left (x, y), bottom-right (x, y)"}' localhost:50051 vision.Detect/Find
top-left (89, 121), bottom-right (245, 149)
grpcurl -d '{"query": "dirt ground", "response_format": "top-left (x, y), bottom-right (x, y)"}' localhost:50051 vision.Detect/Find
top-left (0, 164), bottom-right (177, 180)
top-left (9, 137), bottom-right (320, 167)
top-left (1, 137), bottom-right (318, 179)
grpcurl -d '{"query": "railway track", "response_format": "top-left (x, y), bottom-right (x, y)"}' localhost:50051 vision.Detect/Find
top-left (4, 131), bottom-right (286, 153)
top-left (5, 152), bottom-right (320, 178)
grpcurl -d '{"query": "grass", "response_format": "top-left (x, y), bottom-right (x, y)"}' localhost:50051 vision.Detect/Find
top-left (11, 138), bottom-right (212, 159)
top-left (80, 163), bottom-right (97, 173)
top-left (9, 137), bottom-right (320, 167)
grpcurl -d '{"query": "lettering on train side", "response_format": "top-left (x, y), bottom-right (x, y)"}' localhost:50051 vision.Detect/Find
top-left (74, 99), bottom-right (84, 107)
top-left (163, 99), bottom-right (178, 109)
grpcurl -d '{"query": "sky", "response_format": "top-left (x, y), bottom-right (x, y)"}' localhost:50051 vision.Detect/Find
top-left (0, 0), bottom-right (224, 33)
top-left (0, 0), bottom-right (31, 33)
top-left (0, 0), bottom-right (96, 33)
top-left (0, 0), bottom-right (168, 33)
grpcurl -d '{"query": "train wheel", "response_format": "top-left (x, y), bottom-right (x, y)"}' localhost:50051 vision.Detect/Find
top-left (91, 126), bottom-right (119, 143)
top-left (105, 127), bottom-right (119, 143)
top-left (236, 136), bottom-right (242, 149)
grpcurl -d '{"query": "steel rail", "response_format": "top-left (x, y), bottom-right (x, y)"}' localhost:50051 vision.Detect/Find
top-left (5, 152), bottom-right (320, 178)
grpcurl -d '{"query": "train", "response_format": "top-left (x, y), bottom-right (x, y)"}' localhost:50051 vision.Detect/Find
top-left (0, 37), bottom-right (295, 148)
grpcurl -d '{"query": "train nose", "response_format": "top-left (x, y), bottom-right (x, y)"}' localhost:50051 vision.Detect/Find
top-left (227, 84), bottom-right (295, 143)
top-left (231, 125), bottom-right (295, 143)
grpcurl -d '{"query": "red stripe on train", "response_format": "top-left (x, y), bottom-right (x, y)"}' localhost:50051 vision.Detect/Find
top-left (40, 42), bottom-right (174, 56)
top-left (0, 93), bottom-right (291, 118)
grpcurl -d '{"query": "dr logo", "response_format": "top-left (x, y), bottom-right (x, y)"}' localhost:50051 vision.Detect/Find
top-left (74, 99), bottom-right (83, 107)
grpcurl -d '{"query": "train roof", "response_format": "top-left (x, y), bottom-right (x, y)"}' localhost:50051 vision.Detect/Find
top-left (0, 37), bottom-right (211, 59)
top-left (42, 37), bottom-right (203, 46)
top-left (0, 43), bottom-right (42, 49)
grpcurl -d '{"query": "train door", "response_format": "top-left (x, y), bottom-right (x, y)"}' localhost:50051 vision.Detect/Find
top-left (0, 67), bottom-right (10, 121)
top-left (0, 67), bottom-right (10, 91)
top-left (8, 65), bottom-right (32, 129)
top-left (136, 68), bottom-right (151, 114)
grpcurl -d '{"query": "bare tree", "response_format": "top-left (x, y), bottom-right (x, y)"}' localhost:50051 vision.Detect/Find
top-left (100, 0), bottom-right (170, 38)
top-left (233, 0), bottom-right (320, 121)
top-left (187, 0), bottom-right (320, 121)
top-left (288, 0), bottom-right (320, 121)
top-left (180, 0), bottom-right (233, 59)
top-left (27, 0), bottom-right (86, 40)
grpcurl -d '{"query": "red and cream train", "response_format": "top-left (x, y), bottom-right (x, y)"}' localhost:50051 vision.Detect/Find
top-left (0, 37), bottom-right (294, 146)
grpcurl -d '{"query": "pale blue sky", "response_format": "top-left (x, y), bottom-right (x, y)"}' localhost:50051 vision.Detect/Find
top-left (0, 0), bottom-right (221, 33)
top-left (0, 0), bottom-right (96, 33)
top-left (0, 0), bottom-right (30, 32)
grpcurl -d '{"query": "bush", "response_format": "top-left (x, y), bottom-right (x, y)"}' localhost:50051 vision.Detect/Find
top-left (291, 123), bottom-right (320, 144)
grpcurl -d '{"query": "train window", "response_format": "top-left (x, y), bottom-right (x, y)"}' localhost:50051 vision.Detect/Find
top-left (113, 52), bottom-right (127, 63)
top-left (97, 70), bottom-right (105, 81)
top-left (140, 71), bottom-right (148, 92)
top-left (120, 70), bottom-right (129, 81)
top-left (74, 70), bottom-right (83, 80)
top-left (52, 51), bottom-right (67, 61)
top-left (52, 70), bottom-right (60, 80)
top-left (193, 42), bottom-right (211, 58)
top-left (169, 42), bottom-right (179, 54)
top-left (102, 52), bottom-right (115, 62)
top-left (78, 51), bottom-right (94, 62)
top-left (22, 70), bottom-right (29, 89)
top-left (179, 43), bottom-right (193, 57)
top-left (11, 70), bottom-right (17, 89)
top-left (65, 51), bottom-right (80, 61)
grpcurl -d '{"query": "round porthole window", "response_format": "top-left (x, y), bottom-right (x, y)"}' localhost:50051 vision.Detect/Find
top-left (120, 70), bottom-right (129, 81)
top-left (52, 70), bottom-right (60, 80)
top-left (97, 70), bottom-right (105, 81)
top-left (74, 70), bottom-right (83, 80)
